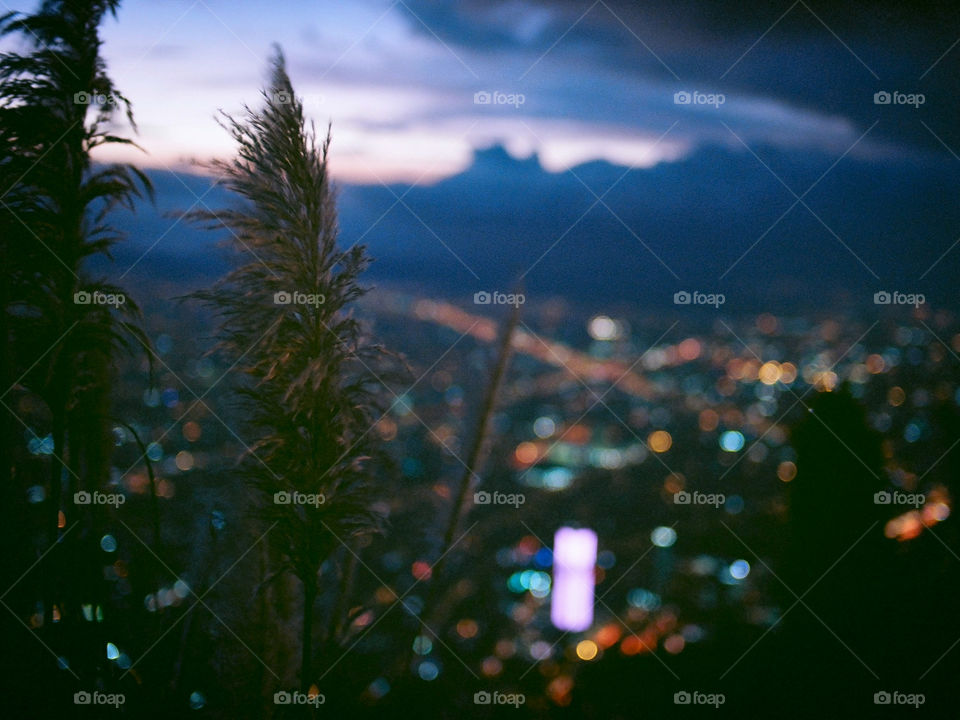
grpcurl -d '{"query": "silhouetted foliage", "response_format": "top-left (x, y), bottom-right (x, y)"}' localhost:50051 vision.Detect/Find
top-left (0, 0), bottom-right (151, 686)
top-left (189, 47), bottom-right (390, 693)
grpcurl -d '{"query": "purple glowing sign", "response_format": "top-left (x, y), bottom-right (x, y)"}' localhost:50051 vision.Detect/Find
top-left (550, 527), bottom-right (597, 632)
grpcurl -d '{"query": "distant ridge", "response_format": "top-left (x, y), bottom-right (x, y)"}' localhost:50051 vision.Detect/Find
top-left (102, 142), bottom-right (960, 313)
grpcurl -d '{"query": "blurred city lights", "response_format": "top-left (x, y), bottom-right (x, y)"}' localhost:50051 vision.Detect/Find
top-left (719, 431), bottom-right (745, 452)
top-left (650, 526), bottom-right (677, 548)
top-left (575, 639), bottom-right (599, 660)
top-left (551, 527), bottom-right (597, 632)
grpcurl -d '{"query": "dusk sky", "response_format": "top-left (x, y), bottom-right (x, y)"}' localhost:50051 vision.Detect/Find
top-left (7, 0), bottom-right (958, 183)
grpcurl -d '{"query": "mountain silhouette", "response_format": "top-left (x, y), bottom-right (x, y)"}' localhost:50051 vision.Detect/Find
top-left (102, 143), bottom-right (960, 312)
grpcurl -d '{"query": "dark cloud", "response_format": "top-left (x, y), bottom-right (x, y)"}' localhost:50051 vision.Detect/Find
top-left (399, 0), bottom-right (960, 156)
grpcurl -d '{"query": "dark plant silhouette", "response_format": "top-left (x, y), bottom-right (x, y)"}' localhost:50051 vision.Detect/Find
top-left (730, 385), bottom-right (890, 717)
top-left (189, 47), bottom-right (389, 693)
top-left (421, 301), bottom-right (519, 631)
top-left (0, 0), bottom-right (152, 650)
